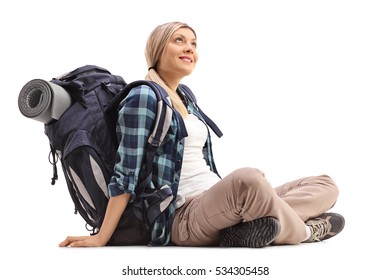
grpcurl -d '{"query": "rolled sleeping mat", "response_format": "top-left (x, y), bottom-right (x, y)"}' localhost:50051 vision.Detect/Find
top-left (18, 79), bottom-right (72, 123)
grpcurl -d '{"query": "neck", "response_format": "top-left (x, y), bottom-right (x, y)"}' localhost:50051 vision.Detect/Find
top-left (165, 79), bottom-right (181, 93)
top-left (160, 72), bottom-right (182, 92)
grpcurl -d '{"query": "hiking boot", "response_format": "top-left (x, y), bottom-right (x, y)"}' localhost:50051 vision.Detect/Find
top-left (219, 216), bottom-right (281, 248)
top-left (304, 212), bottom-right (345, 242)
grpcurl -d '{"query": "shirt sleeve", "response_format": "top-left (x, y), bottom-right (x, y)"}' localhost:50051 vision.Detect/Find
top-left (108, 85), bottom-right (157, 198)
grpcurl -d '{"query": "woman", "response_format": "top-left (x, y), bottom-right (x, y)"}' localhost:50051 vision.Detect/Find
top-left (59, 22), bottom-right (345, 248)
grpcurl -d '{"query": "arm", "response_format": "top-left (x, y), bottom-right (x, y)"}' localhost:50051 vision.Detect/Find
top-left (59, 193), bottom-right (130, 247)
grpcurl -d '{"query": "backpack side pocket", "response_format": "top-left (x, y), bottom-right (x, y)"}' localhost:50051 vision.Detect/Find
top-left (61, 130), bottom-right (111, 232)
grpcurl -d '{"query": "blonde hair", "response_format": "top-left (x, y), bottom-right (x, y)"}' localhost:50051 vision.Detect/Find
top-left (145, 22), bottom-right (197, 117)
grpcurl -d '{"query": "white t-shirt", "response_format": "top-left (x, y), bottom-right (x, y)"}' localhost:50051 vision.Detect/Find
top-left (175, 114), bottom-right (220, 208)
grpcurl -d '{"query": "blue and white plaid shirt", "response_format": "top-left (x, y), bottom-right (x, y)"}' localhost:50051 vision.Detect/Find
top-left (108, 84), bottom-right (219, 246)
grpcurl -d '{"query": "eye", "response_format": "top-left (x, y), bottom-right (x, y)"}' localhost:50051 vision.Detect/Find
top-left (175, 37), bottom-right (184, 44)
top-left (191, 41), bottom-right (197, 48)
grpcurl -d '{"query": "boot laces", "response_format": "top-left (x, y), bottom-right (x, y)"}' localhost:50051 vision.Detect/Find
top-left (307, 218), bottom-right (331, 242)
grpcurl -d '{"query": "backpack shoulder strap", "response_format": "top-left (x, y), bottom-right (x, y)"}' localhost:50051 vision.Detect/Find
top-left (178, 84), bottom-right (223, 138)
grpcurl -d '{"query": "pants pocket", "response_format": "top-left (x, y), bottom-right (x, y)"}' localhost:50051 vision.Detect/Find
top-left (173, 196), bottom-right (200, 244)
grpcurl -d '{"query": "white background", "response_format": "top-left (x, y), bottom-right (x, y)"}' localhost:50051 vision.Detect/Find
top-left (1, 0), bottom-right (389, 279)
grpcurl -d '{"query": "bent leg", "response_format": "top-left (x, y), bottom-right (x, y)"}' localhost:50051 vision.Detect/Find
top-left (274, 175), bottom-right (339, 222)
top-left (171, 167), bottom-right (307, 246)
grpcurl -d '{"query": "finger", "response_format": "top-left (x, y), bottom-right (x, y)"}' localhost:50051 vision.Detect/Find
top-left (68, 241), bottom-right (82, 247)
top-left (69, 239), bottom-right (93, 247)
top-left (59, 238), bottom-right (71, 247)
top-left (59, 236), bottom-right (83, 247)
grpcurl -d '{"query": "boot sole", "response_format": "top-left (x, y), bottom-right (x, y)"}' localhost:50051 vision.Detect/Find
top-left (219, 216), bottom-right (281, 248)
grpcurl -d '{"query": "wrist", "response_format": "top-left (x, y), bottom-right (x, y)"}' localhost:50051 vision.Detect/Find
top-left (95, 231), bottom-right (110, 246)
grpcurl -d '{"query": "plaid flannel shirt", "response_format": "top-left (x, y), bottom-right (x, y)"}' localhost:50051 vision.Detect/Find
top-left (108, 84), bottom-right (218, 246)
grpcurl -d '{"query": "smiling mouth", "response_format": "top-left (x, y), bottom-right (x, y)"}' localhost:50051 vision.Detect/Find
top-left (179, 57), bottom-right (193, 63)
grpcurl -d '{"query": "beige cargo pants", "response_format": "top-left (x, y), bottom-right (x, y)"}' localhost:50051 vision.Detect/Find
top-left (171, 167), bottom-right (339, 246)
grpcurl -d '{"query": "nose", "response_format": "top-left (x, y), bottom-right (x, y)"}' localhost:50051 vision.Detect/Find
top-left (184, 44), bottom-right (194, 54)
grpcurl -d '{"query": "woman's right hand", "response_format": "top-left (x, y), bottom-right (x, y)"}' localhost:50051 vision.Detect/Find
top-left (59, 193), bottom-right (131, 247)
top-left (59, 234), bottom-right (107, 247)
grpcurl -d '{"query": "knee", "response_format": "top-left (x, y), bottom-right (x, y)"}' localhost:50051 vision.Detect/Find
top-left (231, 167), bottom-right (271, 194)
top-left (232, 167), bottom-right (264, 182)
top-left (318, 174), bottom-right (339, 202)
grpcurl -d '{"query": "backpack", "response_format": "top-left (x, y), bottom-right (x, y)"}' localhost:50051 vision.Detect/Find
top-left (20, 65), bottom-right (223, 246)
top-left (43, 65), bottom-right (176, 245)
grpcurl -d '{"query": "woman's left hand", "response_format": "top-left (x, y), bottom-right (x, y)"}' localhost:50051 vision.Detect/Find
top-left (59, 234), bottom-right (107, 247)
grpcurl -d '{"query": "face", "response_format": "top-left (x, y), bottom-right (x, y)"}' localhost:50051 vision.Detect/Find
top-left (158, 27), bottom-right (198, 83)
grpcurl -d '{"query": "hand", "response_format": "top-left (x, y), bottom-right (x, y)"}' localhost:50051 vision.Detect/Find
top-left (59, 234), bottom-right (107, 247)
top-left (59, 194), bottom-right (130, 247)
